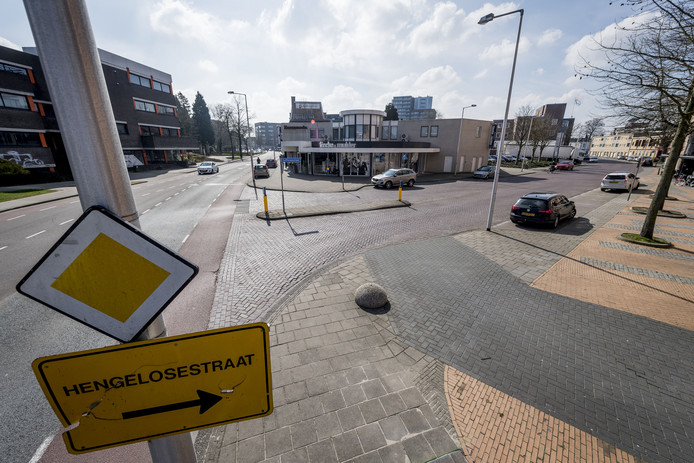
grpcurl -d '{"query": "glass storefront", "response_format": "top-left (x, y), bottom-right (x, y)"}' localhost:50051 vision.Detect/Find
top-left (342, 153), bottom-right (370, 176)
top-left (313, 153), bottom-right (339, 175)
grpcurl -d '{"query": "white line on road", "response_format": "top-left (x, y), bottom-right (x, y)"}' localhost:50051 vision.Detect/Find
top-left (156, 189), bottom-right (165, 192)
top-left (0, 246), bottom-right (7, 251)
top-left (182, 234), bottom-right (190, 243)
top-left (40, 206), bottom-right (57, 211)
top-left (166, 197), bottom-right (172, 201)
top-left (26, 230), bottom-right (46, 239)
top-left (60, 219), bottom-right (74, 225)
top-left (142, 209), bottom-right (151, 214)
top-left (69, 200), bottom-right (79, 204)
top-left (29, 434), bottom-right (55, 463)
top-left (141, 193), bottom-right (151, 196)
top-left (7, 214), bottom-right (25, 221)
top-left (155, 202), bottom-right (162, 207)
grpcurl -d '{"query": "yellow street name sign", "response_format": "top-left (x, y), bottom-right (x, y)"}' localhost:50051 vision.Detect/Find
top-left (32, 324), bottom-right (272, 454)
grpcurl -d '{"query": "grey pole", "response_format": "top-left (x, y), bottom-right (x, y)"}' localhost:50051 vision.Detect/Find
top-left (228, 91), bottom-right (257, 198)
top-left (23, 1), bottom-right (195, 461)
top-left (454, 104), bottom-right (476, 175)
top-left (480, 9), bottom-right (524, 231)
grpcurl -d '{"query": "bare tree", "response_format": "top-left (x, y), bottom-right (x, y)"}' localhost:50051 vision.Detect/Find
top-left (510, 105), bottom-right (535, 163)
top-left (228, 96), bottom-right (254, 160)
top-left (212, 103), bottom-right (237, 157)
top-left (579, 117), bottom-right (605, 141)
top-left (528, 117), bottom-right (555, 162)
top-left (577, 0), bottom-right (694, 240)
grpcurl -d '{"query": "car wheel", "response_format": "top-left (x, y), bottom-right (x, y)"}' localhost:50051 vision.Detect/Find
top-left (570, 208), bottom-right (576, 219)
top-left (553, 216), bottom-right (559, 228)
top-left (407, 179), bottom-right (415, 187)
top-left (601, 188), bottom-right (606, 191)
top-left (634, 182), bottom-right (639, 190)
top-left (385, 181), bottom-right (393, 189)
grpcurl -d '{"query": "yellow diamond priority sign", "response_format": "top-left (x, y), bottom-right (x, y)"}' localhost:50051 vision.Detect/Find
top-left (32, 324), bottom-right (273, 454)
top-left (17, 206), bottom-right (198, 341)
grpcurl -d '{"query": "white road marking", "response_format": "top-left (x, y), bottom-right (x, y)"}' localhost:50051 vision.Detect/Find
top-left (26, 230), bottom-right (46, 239)
top-left (40, 206), bottom-right (57, 211)
top-left (60, 219), bottom-right (74, 225)
top-left (7, 214), bottom-right (25, 221)
top-left (0, 246), bottom-right (7, 251)
top-left (141, 193), bottom-right (151, 196)
top-left (142, 209), bottom-right (151, 214)
top-left (29, 434), bottom-right (55, 463)
top-left (166, 197), bottom-right (172, 201)
top-left (155, 202), bottom-right (162, 207)
top-left (182, 234), bottom-right (190, 243)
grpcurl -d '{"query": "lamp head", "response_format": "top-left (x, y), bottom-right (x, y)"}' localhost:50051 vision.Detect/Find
top-left (478, 13), bottom-right (494, 24)
top-left (228, 91), bottom-right (234, 94)
top-left (472, 104), bottom-right (477, 107)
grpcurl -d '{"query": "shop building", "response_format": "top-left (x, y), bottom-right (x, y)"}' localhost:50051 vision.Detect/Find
top-left (280, 97), bottom-right (492, 177)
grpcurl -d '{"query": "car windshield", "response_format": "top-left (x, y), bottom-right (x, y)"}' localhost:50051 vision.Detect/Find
top-left (479, 166), bottom-right (492, 171)
top-left (516, 198), bottom-right (548, 208)
top-left (201, 162), bottom-right (212, 166)
top-left (382, 169), bottom-right (399, 176)
top-left (605, 174), bottom-right (626, 180)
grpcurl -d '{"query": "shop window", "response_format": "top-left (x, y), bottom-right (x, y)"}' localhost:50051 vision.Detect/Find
top-left (430, 125), bottom-right (438, 137)
top-left (420, 126), bottom-right (429, 137)
top-left (0, 92), bottom-right (30, 110)
top-left (0, 131), bottom-right (41, 146)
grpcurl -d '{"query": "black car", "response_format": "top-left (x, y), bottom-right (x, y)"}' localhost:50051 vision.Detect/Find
top-left (510, 193), bottom-right (576, 228)
top-left (641, 157), bottom-right (653, 166)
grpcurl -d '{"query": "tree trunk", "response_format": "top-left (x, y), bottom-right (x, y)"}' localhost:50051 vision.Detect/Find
top-left (639, 77), bottom-right (694, 239)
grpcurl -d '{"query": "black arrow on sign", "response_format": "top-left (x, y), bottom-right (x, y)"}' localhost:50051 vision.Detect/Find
top-left (122, 389), bottom-right (222, 420)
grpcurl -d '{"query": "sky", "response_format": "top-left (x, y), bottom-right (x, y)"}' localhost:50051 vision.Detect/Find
top-left (0, 0), bottom-right (648, 131)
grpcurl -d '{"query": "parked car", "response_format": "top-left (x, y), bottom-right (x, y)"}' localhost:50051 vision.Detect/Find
top-left (588, 157), bottom-right (599, 163)
top-left (556, 160), bottom-right (574, 170)
top-left (501, 155), bottom-right (516, 162)
top-left (641, 157), bottom-right (653, 167)
top-left (601, 172), bottom-right (639, 192)
top-left (488, 155), bottom-right (497, 164)
top-left (265, 159), bottom-right (277, 168)
top-left (627, 156), bottom-right (638, 161)
top-left (254, 165), bottom-right (270, 178)
top-left (583, 155), bottom-right (591, 161)
top-left (472, 165), bottom-right (496, 179)
top-left (197, 161), bottom-right (219, 175)
top-left (618, 155), bottom-right (628, 160)
top-left (510, 192), bottom-right (576, 228)
top-left (371, 168), bottom-right (417, 188)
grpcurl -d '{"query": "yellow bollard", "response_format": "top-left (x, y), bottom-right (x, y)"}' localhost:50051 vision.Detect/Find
top-left (398, 181), bottom-right (402, 201)
top-left (263, 187), bottom-right (269, 213)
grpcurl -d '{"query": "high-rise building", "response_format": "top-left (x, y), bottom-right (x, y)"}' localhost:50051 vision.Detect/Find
top-left (391, 96), bottom-right (434, 120)
top-left (255, 122), bottom-right (282, 150)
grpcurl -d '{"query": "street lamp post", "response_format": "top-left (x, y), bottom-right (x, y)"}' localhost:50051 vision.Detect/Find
top-left (454, 104), bottom-right (476, 175)
top-left (228, 90), bottom-right (257, 196)
top-left (479, 9), bottom-right (524, 231)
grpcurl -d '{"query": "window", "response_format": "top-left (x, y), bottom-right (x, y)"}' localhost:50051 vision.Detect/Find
top-left (152, 80), bottom-right (171, 93)
top-left (0, 131), bottom-right (41, 146)
top-left (381, 126), bottom-right (389, 140)
top-left (0, 92), bottom-right (30, 110)
top-left (476, 126), bottom-right (482, 137)
top-left (140, 125), bottom-right (159, 136)
top-left (116, 123), bottom-right (128, 135)
top-left (420, 126), bottom-right (429, 137)
top-left (134, 100), bottom-right (156, 112)
top-left (160, 127), bottom-right (178, 137)
top-left (158, 105), bottom-right (175, 116)
top-left (130, 73), bottom-right (150, 88)
top-left (390, 126), bottom-right (397, 140)
top-left (0, 63), bottom-right (29, 76)
top-left (430, 125), bottom-right (438, 137)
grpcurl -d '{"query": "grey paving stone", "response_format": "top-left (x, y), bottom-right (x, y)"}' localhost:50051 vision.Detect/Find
top-left (266, 427), bottom-right (293, 458)
top-left (379, 392), bottom-right (408, 416)
top-left (341, 384), bottom-right (367, 406)
top-left (359, 398), bottom-right (387, 424)
top-left (362, 379), bottom-right (387, 399)
top-left (423, 427), bottom-right (460, 456)
top-left (338, 404), bottom-right (366, 432)
top-left (239, 416), bottom-right (265, 440)
top-left (315, 412), bottom-right (343, 440)
top-left (285, 381), bottom-right (309, 403)
top-left (238, 434), bottom-right (265, 463)
top-left (355, 422), bottom-right (388, 453)
top-left (401, 434), bottom-right (436, 463)
top-left (280, 448), bottom-right (308, 463)
top-left (399, 387), bottom-right (427, 408)
top-left (321, 390), bottom-right (347, 413)
top-left (347, 450), bottom-right (383, 463)
top-left (299, 396), bottom-right (324, 420)
top-left (307, 439), bottom-right (338, 463)
top-left (400, 409), bottom-right (431, 434)
top-left (378, 415), bottom-right (408, 442)
top-left (378, 442), bottom-right (408, 463)
top-left (291, 420), bottom-right (318, 448)
top-left (306, 376), bottom-right (329, 396)
top-left (332, 430), bottom-right (363, 462)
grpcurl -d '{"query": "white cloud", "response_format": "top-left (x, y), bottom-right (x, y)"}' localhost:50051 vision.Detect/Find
top-left (538, 29), bottom-right (562, 46)
top-left (198, 59), bottom-right (219, 73)
top-left (479, 36), bottom-right (531, 65)
top-left (474, 69), bottom-right (488, 79)
top-left (534, 68), bottom-right (544, 76)
top-left (322, 85), bottom-right (363, 113)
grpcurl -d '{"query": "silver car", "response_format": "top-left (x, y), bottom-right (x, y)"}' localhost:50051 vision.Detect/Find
top-left (473, 165), bottom-right (495, 179)
top-left (371, 168), bottom-right (417, 189)
top-left (197, 161), bottom-right (219, 175)
top-left (601, 172), bottom-right (639, 191)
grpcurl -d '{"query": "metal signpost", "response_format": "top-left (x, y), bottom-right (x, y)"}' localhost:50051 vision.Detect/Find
top-left (32, 324), bottom-right (273, 454)
top-left (280, 158), bottom-right (301, 214)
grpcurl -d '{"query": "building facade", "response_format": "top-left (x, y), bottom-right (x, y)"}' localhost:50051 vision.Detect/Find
top-left (0, 45), bottom-right (197, 179)
top-left (280, 97), bottom-right (492, 177)
top-left (391, 95), bottom-right (435, 120)
top-left (255, 121), bottom-right (282, 150)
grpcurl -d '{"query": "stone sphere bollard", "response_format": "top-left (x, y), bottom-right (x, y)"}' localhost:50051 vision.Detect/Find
top-left (354, 283), bottom-right (388, 309)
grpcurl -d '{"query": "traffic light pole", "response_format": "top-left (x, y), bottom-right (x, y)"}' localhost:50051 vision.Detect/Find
top-left (23, 0), bottom-right (195, 461)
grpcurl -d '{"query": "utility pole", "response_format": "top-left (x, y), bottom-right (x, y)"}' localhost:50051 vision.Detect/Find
top-left (23, 1), bottom-right (196, 461)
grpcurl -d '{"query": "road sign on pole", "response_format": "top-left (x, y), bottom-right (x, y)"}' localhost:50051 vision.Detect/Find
top-left (17, 206), bottom-right (198, 342)
top-left (281, 157), bottom-right (301, 163)
top-left (32, 324), bottom-right (273, 454)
